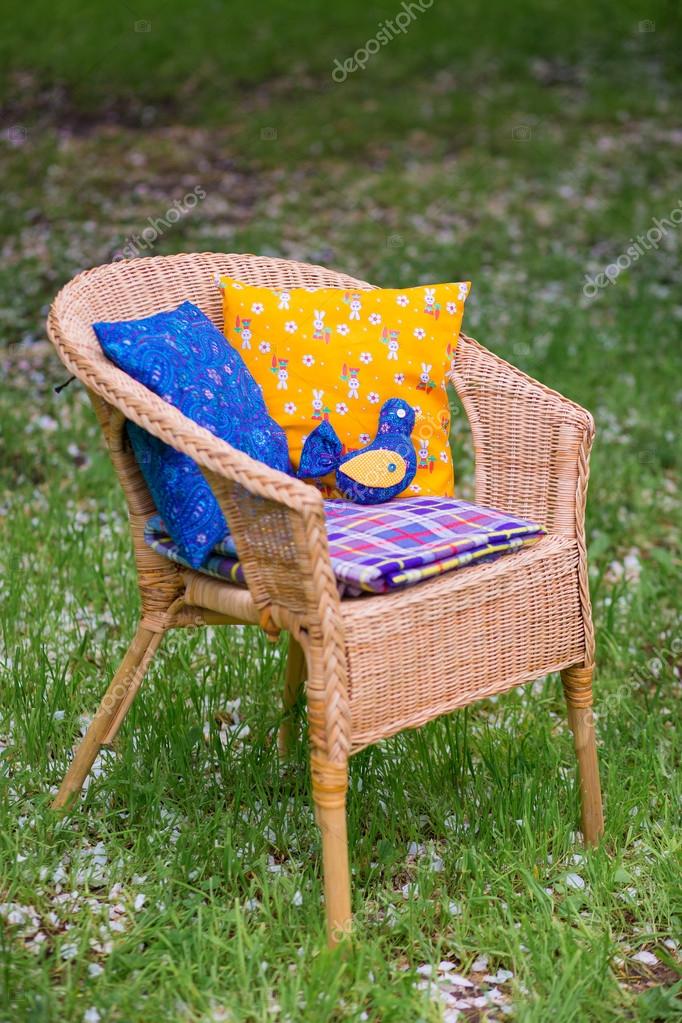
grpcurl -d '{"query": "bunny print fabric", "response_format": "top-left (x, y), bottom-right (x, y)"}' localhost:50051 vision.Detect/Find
top-left (219, 277), bottom-right (471, 498)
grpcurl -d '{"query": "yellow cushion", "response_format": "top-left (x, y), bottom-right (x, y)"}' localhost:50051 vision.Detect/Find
top-left (218, 277), bottom-right (470, 498)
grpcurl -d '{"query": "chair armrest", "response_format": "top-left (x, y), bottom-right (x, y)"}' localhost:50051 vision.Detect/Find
top-left (46, 308), bottom-right (351, 760)
top-left (450, 334), bottom-right (595, 539)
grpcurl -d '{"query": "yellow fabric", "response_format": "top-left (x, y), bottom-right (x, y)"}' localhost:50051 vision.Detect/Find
top-left (219, 277), bottom-right (470, 498)
top-left (341, 448), bottom-right (407, 488)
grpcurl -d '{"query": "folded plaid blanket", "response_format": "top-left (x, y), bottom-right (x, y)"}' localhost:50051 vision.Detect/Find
top-left (145, 497), bottom-right (545, 597)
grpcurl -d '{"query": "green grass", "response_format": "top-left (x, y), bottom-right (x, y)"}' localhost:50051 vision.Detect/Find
top-left (1, 3), bottom-right (682, 1020)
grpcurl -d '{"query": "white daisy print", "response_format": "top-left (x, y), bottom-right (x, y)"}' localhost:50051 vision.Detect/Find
top-left (258, 341), bottom-right (271, 353)
top-left (283, 402), bottom-right (297, 414)
top-left (396, 294), bottom-right (409, 307)
top-left (359, 352), bottom-right (373, 364)
top-left (335, 402), bottom-right (349, 415)
top-left (413, 327), bottom-right (426, 340)
top-left (368, 391), bottom-right (380, 404)
top-left (302, 354), bottom-right (315, 366)
top-left (284, 321), bottom-right (298, 333)
top-left (358, 433), bottom-right (371, 444)
top-left (409, 483), bottom-right (422, 494)
top-left (251, 302), bottom-right (264, 314)
top-left (413, 405), bottom-right (422, 416)
top-left (446, 301), bottom-right (457, 314)
top-left (458, 283), bottom-right (468, 301)
top-left (393, 372), bottom-right (405, 384)
top-left (337, 324), bottom-right (350, 336)
top-left (368, 312), bottom-right (382, 325)
top-left (439, 450), bottom-right (449, 462)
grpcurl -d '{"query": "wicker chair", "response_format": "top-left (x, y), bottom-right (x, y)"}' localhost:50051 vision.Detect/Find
top-left (47, 253), bottom-right (603, 946)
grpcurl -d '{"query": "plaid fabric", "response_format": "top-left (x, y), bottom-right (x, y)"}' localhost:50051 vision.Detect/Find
top-left (145, 497), bottom-right (545, 597)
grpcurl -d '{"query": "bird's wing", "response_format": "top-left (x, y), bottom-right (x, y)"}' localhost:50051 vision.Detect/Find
top-left (339, 448), bottom-right (407, 488)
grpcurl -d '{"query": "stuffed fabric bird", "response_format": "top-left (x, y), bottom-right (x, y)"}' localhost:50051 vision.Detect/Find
top-left (298, 398), bottom-right (417, 503)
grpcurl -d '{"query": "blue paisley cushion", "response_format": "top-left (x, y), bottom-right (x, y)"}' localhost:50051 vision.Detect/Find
top-left (93, 301), bottom-right (290, 568)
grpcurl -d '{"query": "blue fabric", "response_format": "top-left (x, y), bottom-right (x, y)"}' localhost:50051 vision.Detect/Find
top-left (93, 301), bottom-right (290, 567)
top-left (298, 398), bottom-right (417, 503)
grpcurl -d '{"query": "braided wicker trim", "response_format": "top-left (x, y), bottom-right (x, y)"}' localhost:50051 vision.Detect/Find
top-left (561, 665), bottom-right (594, 709)
top-left (310, 751), bottom-right (348, 810)
top-left (47, 254), bottom-right (371, 764)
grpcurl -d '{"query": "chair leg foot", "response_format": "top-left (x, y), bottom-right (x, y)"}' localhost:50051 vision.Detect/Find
top-left (278, 638), bottom-right (306, 759)
top-left (52, 624), bottom-right (161, 810)
top-left (310, 751), bottom-right (351, 947)
top-left (561, 664), bottom-right (604, 846)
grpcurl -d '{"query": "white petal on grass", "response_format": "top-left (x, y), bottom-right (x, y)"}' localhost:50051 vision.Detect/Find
top-left (447, 974), bottom-right (475, 989)
top-left (486, 987), bottom-right (507, 1005)
top-left (565, 872), bottom-right (586, 890)
top-left (88, 963), bottom-right (104, 977)
top-left (83, 1010), bottom-right (101, 1023)
top-left (484, 969), bottom-right (514, 984)
top-left (292, 890), bottom-right (303, 907)
top-left (632, 950), bottom-right (659, 966)
top-left (471, 955), bottom-right (488, 972)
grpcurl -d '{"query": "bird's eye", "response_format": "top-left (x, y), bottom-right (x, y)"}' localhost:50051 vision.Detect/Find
top-left (387, 462), bottom-right (397, 472)
top-left (396, 408), bottom-right (406, 418)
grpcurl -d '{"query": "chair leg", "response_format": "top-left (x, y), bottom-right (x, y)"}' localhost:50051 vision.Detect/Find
top-left (310, 751), bottom-right (352, 947)
top-left (52, 624), bottom-right (162, 810)
top-left (101, 629), bottom-right (162, 745)
top-left (278, 637), bottom-right (307, 758)
top-left (561, 664), bottom-right (604, 845)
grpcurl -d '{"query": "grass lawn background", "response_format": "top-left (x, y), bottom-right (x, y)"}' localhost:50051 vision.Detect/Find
top-left (1, 2), bottom-right (681, 1020)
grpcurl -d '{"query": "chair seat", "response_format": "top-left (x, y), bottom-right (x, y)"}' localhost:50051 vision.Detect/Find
top-left (144, 497), bottom-right (544, 597)
top-left (340, 533), bottom-right (585, 749)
